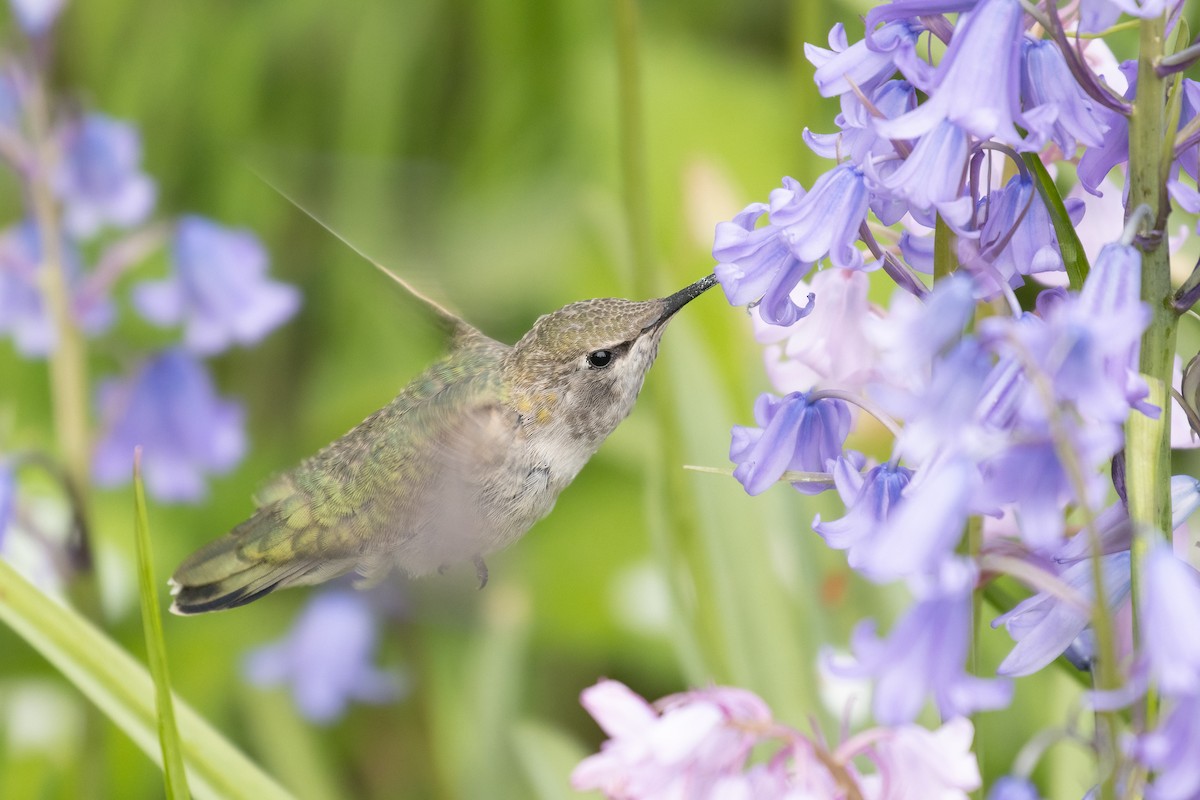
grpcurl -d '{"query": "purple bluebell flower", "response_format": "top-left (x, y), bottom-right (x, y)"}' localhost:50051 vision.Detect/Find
top-left (864, 0), bottom-right (981, 31)
top-left (806, 21), bottom-right (921, 99)
top-left (729, 391), bottom-right (850, 496)
top-left (1077, 61), bottom-right (1137, 195)
top-left (0, 459), bottom-right (14, 552)
top-left (1020, 38), bottom-right (1109, 154)
top-left (875, 0), bottom-right (1027, 146)
top-left (873, 119), bottom-right (973, 230)
top-left (804, 79), bottom-right (916, 165)
top-left (988, 776), bottom-right (1042, 800)
top-left (92, 349), bottom-right (245, 502)
top-left (814, 456), bottom-right (912, 559)
top-left (1140, 544), bottom-right (1200, 697)
top-left (1133, 693), bottom-right (1200, 800)
top-left (992, 551), bottom-right (1130, 677)
top-left (134, 216), bottom-right (301, 355)
top-left (899, 228), bottom-right (935, 273)
top-left (1079, 0), bottom-right (1169, 33)
top-left (770, 164), bottom-right (870, 270)
top-left (0, 220), bottom-right (113, 356)
top-left (244, 590), bottom-right (401, 724)
top-left (54, 114), bottom-right (155, 238)
top-left (869, 274), bottom-right (976, 384)
top-left (8, 0), bottom-right (65, 36)
top-left (836, 559), bottom-right (1012, 724)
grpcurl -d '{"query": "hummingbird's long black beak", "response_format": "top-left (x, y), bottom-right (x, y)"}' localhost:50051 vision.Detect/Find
top-left (653, 273), bottom-right (718, 326)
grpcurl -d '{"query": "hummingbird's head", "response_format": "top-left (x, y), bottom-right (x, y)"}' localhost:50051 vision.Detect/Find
top-left (507, 274), bottom-right (716, 443)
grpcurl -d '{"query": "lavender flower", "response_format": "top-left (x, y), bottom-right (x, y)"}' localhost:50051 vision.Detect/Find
top-left (134, 216), bottom-right (300, 355)
top-left (993, 552), bottom-right (1131, 677)
top-left (771, 163), bottom-right (870, 270)
top-left (1133, 693), bottom-right (1200, 800)
top-left (988, 776), bottom-right (1042, 800)
top-left (729, 391), bottom-right (850, 496)
top-left (0, 220), bottom-right (112, 356)
top-left (804, 79), bottom-right (916, 165)
top-left (0, 459), bottom-right (14, 551)
top-left (1076, 61), bottom-right (1137, 195)
top-left (1020, 38), bottom-right (1109, 154)
top-left (1140, 545), bottom-right (1200, 697)
top-left (874, 119), bottom-right (973, 230)
top-left (92, 349), bottom-right (245, 502)
top-left (861, 717), bottom-right (981, 799)
top-left (54, 114), bottom-right (156, 238)
top-left (244, 591), bottom-right (401, 724)
top-left (836, 559), bottom-right (1012, 724)
top-left (806, 21), bottom-right (921, 99)
top-left (8, 0), bottom-right (65, 36)
top-left (814, 458), bottom-right (914, 574)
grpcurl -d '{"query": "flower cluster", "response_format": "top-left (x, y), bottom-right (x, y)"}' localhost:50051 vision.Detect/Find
top-left (579, 0), bottom-right (1200, 796)
top-left (0, 1), bottom-right (299, 507)
top-left (572, 679), bottom-right (981, 800)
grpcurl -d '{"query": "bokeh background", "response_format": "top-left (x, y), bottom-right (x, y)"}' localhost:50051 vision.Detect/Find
top-left (0, 1), bottom-right (1164, 798)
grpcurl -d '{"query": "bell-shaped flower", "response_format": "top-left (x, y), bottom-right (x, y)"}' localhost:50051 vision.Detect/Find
top-left (729, 391), bottom-right (850, 496)
top-left (0, 220), bottom-right (113, 357)
top-left (988, 776), bottom-right (1043, 800)
top-left (874, 0), bottom-right (1027, 146)
top-left (805, 79), bottom-right (916, 165)
top-left (858, 718), bottom-right (982, 800)
top-left (835, 558), bottom-right (1013, 724)
top-left (815, 458), bottom-right (914, 575)
top-left (1132, 693), bottom-right (1200, 800)
top-left (54, 114), bottom-right (156, 238)
top-left (92, 349), bottom-right (246, 502)
top-left (244, 590), bottom-right (402, 724)
top-left (992, 552), bottom-right (1131, 677)
top-left (134, 216), bottom-right (301, 355)
top-left (1140, 544), bottom-right (1200, 697)
top-left (1020, 38), bottom-right (1110, 154)
top-left (806, 21), bottom-right (921, 99)
top-left (1077, 61), bottom-right (1137, 195)
top-left (872, 120), bottom-right (973, 230)
top-left (770, 164), bottom-right (870, 270)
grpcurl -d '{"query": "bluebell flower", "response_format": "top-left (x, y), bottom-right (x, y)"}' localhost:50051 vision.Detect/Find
top-left (771, 164), bottom-right (870, 270)
top-left (1079, 0), bottom-right (1168, 33)
top-left (992, 552), bottom-right (1130, 677)
top-left (898, 229), bottom-right (935, 273)
top-left (8, 0), bottom-right (66, 36)
top-left (1020, 39), bottom-right (1109, 154)
top-left (134, 216), bottom-right (301, 355)
top-left (1133, 693), bottom-right (1200, 800)
top-left (1077, 61), bottom-right (1137, 195)
top-left (244, 591), bottom-right (402, 724)
top-left (729, 391), bottom-right (850, 496)
top-left (806, 21), bottom-right (921, 99)
top-left (875, 0), bottom-right (1027, 146)
top-left (988, 776), bottom-right (1042, 800)
top-left (1140, 545), bottom-right (1200, 697)
top-left (836, 559), bottom-right (1012, 724)
top-left (0, 459), bottom-right (14, 552)
top-left (804, 79), bottom-right (916, 165)
top-left (873, 119), bottom-right (973, 230)
top-left (814, 458), bottom-right (914, 571)
top-left (92, 349), bottom-right (245, 502)
top-left (0, 220), bottom-right (113, 356)
top-left (54, 114), bottom-right (156, 238)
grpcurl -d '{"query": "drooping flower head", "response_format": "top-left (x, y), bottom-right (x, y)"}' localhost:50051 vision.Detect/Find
top-left (55, 114), bottom-right (156, 238)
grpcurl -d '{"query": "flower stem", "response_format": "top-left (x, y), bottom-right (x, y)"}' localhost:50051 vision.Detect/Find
top-left (26, 70), bottom-right (93, 573)
top-left (1126, 9), bottom-right (1176, 741)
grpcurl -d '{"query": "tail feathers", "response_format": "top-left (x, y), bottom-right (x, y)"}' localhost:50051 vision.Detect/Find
top-left (169, 512), bottom-right (354, 615)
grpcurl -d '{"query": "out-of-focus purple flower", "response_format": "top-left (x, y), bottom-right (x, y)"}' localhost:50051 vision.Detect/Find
top-left (1079, 0), bottom-right (1169, 33)
top-left (134, 216), bottom-right (300, 355)
top-left (815, 458), bottom-right (914, 574)
top-left (729, 391), bottom-right (851, 496)
top-left (873, 120), bottom-right (973, 230)
top-left (0, 220), bottom-right (113, 356)
top-left (8, 0), bottom-right (65, 36)
top-left (857, 717), bottom-right (981, 800)
top-left (836, 559), bottom-right (1012, 724)
top-left (753, 267), bottom-right (879, 395)
top-left (571, 680), bottom-right (787, 797)
top-left (988, 776), bottom-right (1042, 800)
top-left (869, 274), bottom-right (976, 386)
top-left (1054, 477), bottom-right (1200, 564)
top-left (770, 164), bottom-right (870, 270)
top-left (92, 349), bottom-right (245, 502)
top-left (993, 552), bottom-right (1130, 677)
top-left (1020, 38), bottom-right (1109, 154)
top-left (1133, 693), bottom-right (1200, 800)
top-left (1140, 544), bottom-right (1200, 697)
top-left (713, 194), bottom-right (815, 327)
top-left (244, 590), bottom-right (401, 724)
top-left (54, 114), bottom-right (155, 238)
top-left (806, 21), bottom-right (921, 99)
top-left (875, 0), bottom-right (1027, 145)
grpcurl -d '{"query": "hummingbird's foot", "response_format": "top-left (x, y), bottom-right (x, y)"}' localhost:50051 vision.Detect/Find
top-left (473, 556), bottom-right (489, 589)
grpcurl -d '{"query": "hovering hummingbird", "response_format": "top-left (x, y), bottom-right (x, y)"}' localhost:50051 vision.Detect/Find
top-left (168, 243), bottom-right (716, 614)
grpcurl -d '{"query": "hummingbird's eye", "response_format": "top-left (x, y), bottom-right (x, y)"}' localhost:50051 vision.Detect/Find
top-left (586, 349), bottom-right (614, 369)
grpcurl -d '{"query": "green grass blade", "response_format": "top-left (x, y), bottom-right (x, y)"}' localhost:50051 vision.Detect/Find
top-left (0, 559), bottom-right (296, 800)
top-left (1023, 152), bottom-right (1089, 290)
top-left (133, 449), bottom-right (190, 800)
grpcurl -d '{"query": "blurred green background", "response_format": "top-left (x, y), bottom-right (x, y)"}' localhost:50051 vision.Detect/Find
top-left (0, 1), bottom-right (1109, 798)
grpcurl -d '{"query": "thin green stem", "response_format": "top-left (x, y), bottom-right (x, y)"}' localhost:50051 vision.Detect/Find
top-left (1126, 10), bottom-right (1176, 747)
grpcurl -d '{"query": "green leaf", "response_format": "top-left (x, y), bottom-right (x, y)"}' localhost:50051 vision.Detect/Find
top-left (133, 449), bottom-right (190, 800)
top-left (1022, 152), bottom-right (1089, 290)
top-left (0, 560), bottom-right (295, 800)
top-left (511, 719), bottom-right (595, 800)
top-left (934, 213), bottom-right (959, 281)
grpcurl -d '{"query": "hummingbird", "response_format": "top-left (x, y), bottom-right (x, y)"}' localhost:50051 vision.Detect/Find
top-left (168, 257), bottom-right (716, 614)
